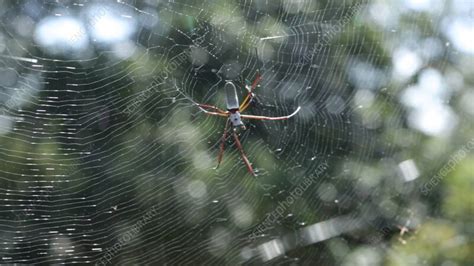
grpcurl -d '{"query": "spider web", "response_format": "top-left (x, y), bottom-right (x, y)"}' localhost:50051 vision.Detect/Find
top-left (0, 0), bottom-right (433, 264)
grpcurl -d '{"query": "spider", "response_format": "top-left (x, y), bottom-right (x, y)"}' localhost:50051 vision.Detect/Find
top-left (195, 73), bottom-right (301, 176)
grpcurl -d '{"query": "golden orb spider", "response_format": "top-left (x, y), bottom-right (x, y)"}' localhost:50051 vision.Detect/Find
top-left (195, 73), bottom-right (301, 176)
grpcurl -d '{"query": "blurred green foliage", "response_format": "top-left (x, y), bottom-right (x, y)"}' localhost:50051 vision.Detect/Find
top-left (0, 0), bottom-right (472, 265)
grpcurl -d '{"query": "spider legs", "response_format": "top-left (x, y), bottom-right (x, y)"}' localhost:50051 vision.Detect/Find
top-left (215, 120), bottom-right (256, 176)
top-left (240, 106), bottom-right (301, 120)
top-left (196, 103), bottom-right (229, 117)
top-left (240, 73), bottom-right (262, 112)
top-left (216, 119), bottom-right (230, 168)
top-left (232, 130), bottom-right (256, 176)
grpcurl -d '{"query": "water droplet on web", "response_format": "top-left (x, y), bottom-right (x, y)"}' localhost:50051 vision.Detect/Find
top-left (212, 200), bottom-right (219, 203)
top-left (275, 148), bottom-right (282, 152)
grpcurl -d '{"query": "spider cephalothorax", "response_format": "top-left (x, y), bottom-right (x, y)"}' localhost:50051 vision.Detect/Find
top-left (229, 111), bottom-right (245, 128)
